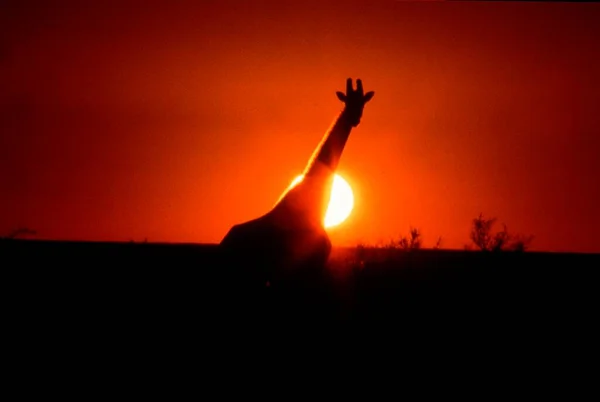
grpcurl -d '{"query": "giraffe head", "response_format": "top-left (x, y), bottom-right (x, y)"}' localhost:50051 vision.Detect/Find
top-left (336, 78), bottom-right (374, 127)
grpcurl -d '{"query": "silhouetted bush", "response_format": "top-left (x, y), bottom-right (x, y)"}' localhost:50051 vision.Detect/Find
top-left (4, 227), bottom-right (36, 239)
top-left (469, 213), bottom-right (533, 252)
top-left (380, 227), bottom-right (422, 251)
top-left (399, 227), bottom-right (422, 250)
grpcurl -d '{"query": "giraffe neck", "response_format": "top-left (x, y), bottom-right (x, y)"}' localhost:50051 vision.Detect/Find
top-left (271, 108), bottom-right (357, 227)
top-left (303, 109), bottom-right (355, 177)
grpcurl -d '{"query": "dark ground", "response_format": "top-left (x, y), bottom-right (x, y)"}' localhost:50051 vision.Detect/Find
top-left (5, 240), bottom-right (600, 321)
top-left (4, 239), bottom-right (597, 393)
top-left (4, 239), bottom-right (599, 328)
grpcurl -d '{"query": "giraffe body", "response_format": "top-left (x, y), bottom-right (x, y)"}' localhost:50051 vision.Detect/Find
top-left (220, 79), bottom-right (374, 283)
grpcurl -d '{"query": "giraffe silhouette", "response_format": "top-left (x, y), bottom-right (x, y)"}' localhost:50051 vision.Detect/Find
top-left (221, 78), bottom-right (374, 284)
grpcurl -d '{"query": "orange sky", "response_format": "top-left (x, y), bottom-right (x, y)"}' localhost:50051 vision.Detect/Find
top-left (1, 0), bottom-right (599, 252)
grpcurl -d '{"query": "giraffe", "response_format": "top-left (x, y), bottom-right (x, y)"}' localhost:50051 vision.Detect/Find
top-left (220, 78), bottom-right (374, 283)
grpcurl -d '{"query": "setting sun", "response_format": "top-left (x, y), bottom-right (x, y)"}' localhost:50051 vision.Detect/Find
top-left (325, 174), bottom-right (354, 228)
top-left (289, 174), bottom-right (354, 228)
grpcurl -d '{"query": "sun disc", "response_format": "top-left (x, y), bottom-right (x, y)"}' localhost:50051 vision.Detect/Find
top-left (287, 173), bottom-right (354, 228)
top-left (324, 174), bottom-right (354, 228)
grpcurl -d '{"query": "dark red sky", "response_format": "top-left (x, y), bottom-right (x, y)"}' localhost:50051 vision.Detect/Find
top-left (1, 0), bottom-right (599, 252)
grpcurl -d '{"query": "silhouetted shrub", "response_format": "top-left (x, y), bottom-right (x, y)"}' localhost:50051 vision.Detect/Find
top-left (383, 227), bottom-right (422, 250)
top-left (4, 227), bottom-right (36, 239)
top-left (469, 213), bottom-right (533, 252)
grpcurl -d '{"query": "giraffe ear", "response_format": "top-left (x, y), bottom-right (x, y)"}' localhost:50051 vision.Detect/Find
top-left (364, 91), bottom-right (375, 103)
top-left (336, 91), bottom-right (347, 102)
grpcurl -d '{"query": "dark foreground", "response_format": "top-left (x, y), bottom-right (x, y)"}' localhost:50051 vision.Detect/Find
top-left (3, 238), bottom-right (599, 388)
top-left (5, 239), bottom-right (599, 332)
